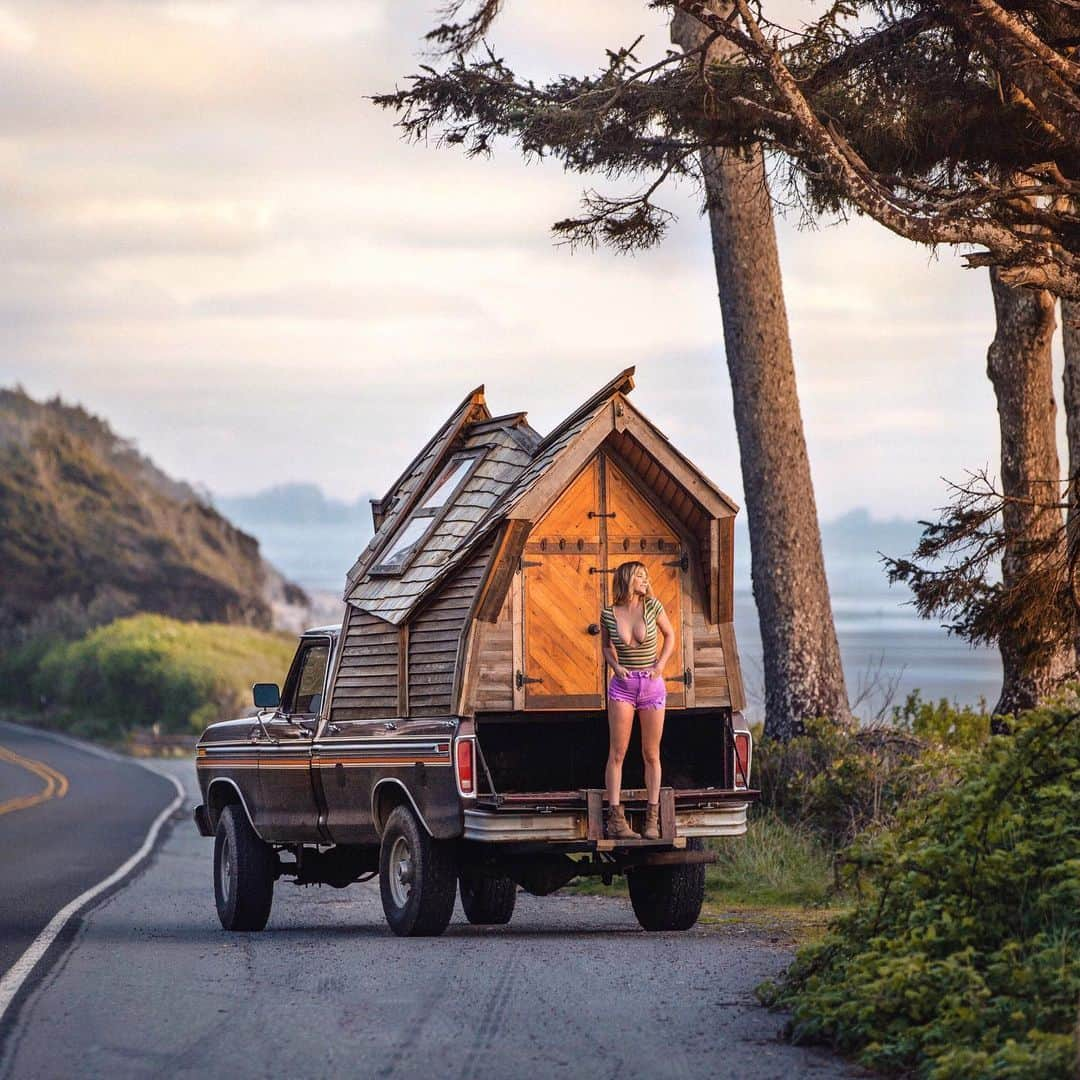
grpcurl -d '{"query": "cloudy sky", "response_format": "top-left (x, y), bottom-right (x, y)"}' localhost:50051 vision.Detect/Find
top-left (0, 0), bottom-right (1068, 520)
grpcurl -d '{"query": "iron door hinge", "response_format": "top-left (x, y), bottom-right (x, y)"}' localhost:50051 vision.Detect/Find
top-left (683, 668), bottom-right (693, 687)
top-left (664, 554), bottom-right (690, 572)
top-left (515, 670), bottom-right (543, 688)
top-left (519, 558), bottom-right (542, 570)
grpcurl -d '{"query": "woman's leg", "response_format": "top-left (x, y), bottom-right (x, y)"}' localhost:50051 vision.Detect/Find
top-left (605, 699), bottom-right (636, 804)
top-left (639, 703), bottom-right (666, 804)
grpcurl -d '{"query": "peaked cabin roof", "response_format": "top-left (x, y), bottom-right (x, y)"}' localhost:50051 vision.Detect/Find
top-left (345, 368), bottom-right (738, 625)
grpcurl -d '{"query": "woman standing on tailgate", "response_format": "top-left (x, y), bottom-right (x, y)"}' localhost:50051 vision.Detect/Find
top-left (599, 561), bottom-right (675, 840)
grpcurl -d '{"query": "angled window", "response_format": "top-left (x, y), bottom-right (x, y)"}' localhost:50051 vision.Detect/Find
top-left (371, 453), bottom-right (481, 575)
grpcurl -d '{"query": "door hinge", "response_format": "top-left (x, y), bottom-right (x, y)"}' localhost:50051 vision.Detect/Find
top-left (683, 668), bottom-right (693, 687)
top-left (588, 511), bottom-right (617, 519)
top-left (515, 670), bottom-right (543, 688)
top-left (519, 558), bottom-right (542, 570)
top-left (664, 554), bottom-right (690, 572)
top-left (588, 567), bottom-right (616, 574)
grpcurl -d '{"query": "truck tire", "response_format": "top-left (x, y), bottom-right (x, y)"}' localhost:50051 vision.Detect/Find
top-left (214, 804), bottom-right (276, 931)
top-left (626, 839), bottom-right (706, 932)
top-left (379, 804), bottom-right (457, 937)
top-left (459, 870), bottom-right (516, 925)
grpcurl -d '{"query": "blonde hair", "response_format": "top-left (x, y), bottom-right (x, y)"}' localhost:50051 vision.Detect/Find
top-left (611, 561), bottom-right (652, 606)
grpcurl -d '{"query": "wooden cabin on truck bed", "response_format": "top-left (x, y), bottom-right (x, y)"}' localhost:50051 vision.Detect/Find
top-left (195, 368), bottom-right (754, 937)
top-left (332, 367), bottom-right (751, 816)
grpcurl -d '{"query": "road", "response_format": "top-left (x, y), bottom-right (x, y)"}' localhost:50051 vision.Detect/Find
top-left (0, 721), bottom-right (177, 977)
top-left (0, 750), bottom-right (863, 1080)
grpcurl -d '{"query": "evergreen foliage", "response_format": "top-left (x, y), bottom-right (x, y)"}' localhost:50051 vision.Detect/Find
top-left (378, 0), bottom-right (1080, 296)
top-left (760, 695), bottom-right (1080, 1078)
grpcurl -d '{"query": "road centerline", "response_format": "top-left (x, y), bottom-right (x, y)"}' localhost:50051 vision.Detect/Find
top-left (0, 744), bottom-right (70, 817)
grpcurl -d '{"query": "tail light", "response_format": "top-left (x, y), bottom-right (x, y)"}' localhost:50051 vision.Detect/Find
top-left (733, 731), bottom-right (751, 789)
top-left (456, 738), bottom-right (475, 796)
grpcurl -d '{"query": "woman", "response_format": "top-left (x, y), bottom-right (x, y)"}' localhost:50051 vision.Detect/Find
top-left (599, 561), bottom-right (676, 840)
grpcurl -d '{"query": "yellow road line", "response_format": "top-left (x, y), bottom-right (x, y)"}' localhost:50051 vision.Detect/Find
top-left (0, 744), bottom-right (70, 816)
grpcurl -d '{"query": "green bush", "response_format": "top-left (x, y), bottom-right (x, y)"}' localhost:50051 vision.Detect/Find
top-left (753, 695), bottom-right (991, 850)
top-left (28, 614), bottom-right (295, 735)
top-left (760, 694), bottom-right (1080, 1079)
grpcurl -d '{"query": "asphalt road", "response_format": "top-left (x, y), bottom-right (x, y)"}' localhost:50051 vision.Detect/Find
top-left (0, 721), bottom-right (177, 978)
top-left (0, 753), bottom-right (863, 1080)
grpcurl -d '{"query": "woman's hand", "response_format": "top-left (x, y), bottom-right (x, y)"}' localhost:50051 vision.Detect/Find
top-left (613, 665), bottom-right (630, 680)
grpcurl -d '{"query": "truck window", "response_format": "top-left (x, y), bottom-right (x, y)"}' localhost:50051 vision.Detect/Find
top-left (282, 642), bottom-right (330, 715)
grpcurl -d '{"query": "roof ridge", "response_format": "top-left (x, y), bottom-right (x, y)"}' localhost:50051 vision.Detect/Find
top-left (531, 367), bottom-right (634, 454)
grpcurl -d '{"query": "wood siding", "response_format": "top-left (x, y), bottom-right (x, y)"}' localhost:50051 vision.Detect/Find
top-left (469, 588), bottom-right (515, 712)
top-left (328, 606), bottom-right (399, 721)
top-left (407, 541), bottom-right (493, 717)
top-left (690, 592), bottom-right (732, 708)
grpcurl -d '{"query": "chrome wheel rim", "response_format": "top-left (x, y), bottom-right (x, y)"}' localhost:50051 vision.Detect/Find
top-left (219, 835), bottom-right (233, 906)
top-left (388, 835), bottom-right (414, 908)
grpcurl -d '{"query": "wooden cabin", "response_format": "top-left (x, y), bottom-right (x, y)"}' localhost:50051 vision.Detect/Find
top-left (327, 368), bottom-right (745, 747)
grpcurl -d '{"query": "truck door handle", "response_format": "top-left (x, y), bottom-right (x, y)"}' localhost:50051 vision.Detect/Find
top-left (384, 721), bottom-right (397, 731)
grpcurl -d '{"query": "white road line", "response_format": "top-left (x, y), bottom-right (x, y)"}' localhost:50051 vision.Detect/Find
top-left (0, 726), bottom-right (186, 1026)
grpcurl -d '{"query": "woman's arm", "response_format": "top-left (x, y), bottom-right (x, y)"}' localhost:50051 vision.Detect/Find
top-left (601, 624), bottom-right (628, 679)
top-left (649, 606), bottom-right (676, 678)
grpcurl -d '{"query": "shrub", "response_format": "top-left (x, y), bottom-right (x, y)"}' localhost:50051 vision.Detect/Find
top-left (753, 695), bottom-right (991, 850)
top-left (29, 614), bottom-right (295, 735)
top-left (760, 693), bottom-right (1080, 1079)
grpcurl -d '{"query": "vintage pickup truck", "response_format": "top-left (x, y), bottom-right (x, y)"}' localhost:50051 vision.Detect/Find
top-left (194, 370), bottom-right (756, 936)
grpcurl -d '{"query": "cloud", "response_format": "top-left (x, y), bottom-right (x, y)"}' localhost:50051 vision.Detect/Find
top-left (0, 0), bottom-right (1051, 523)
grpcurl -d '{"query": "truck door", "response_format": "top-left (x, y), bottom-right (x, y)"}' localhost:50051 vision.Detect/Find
top-left (521, 458), bottom-right (605, 709)
top-left (255, 635), bottom-right (327, 843)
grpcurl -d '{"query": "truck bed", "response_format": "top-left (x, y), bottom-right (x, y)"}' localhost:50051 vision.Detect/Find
top-left (474, 707), bottom-right (739, 796)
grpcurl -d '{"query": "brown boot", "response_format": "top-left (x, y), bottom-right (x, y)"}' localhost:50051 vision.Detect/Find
top-left (643, 803), bottom-right (660, 840)
top-left (604, 803), bottom-right (640, 841)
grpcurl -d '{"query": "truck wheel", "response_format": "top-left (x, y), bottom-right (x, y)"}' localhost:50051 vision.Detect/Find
top-left (627, 839), bottom-right (706, 932)
top-left (379, 804), bottom-right (457, 937)
top-left (459, 870), bottom-right (516, 926)
top-left (214, 804), bottom-right (276, 931)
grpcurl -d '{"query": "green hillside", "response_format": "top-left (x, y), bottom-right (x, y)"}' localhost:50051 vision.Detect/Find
top-left (21, 614), bottom-right (297, 736)
top-left (0, 388), bottom-right (291, 635)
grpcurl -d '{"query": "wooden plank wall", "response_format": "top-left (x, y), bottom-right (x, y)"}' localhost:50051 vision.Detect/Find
top-left (470, 587), bottom-right (515, 712)
top-left (408, 541), bottom-right (494, 717)
top-left (691, 591), bottom-right (732, 708)
top-left (328, 606), bottom-right (399, 721)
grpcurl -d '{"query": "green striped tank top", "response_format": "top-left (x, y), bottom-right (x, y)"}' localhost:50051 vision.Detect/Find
top-left (601, 596), bottom-right (665, 669)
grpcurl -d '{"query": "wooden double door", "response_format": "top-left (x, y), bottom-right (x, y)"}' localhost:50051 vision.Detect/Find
top-left (520, 455), bottom-right (688, 710)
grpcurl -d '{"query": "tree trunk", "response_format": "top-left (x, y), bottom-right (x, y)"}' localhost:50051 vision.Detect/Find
top-left (986, 270), bottom-right (1071, 716)
top-left (673, 8), bottom-right (851, 740)
top-left (1063, 296), bottom-right (1080, 664)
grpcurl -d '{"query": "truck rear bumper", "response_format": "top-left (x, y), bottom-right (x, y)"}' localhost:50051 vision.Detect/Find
top-left (463, 802), bottom-right (749, 843)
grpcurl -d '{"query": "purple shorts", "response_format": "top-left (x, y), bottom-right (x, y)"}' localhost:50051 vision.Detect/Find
top-left (608, 670), bottom-right (666, 709)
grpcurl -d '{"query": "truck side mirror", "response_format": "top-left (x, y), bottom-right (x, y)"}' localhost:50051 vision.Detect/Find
top-left (253, 683), bottom-right (281, 709)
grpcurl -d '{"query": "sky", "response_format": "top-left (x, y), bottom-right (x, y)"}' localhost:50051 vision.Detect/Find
top-left (0, 0), bottom-right (1069, 521)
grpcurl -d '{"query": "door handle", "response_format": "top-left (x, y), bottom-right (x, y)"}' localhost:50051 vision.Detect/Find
top-left (587, 623), bottom-right (600, 635)
top-left (384, 721), bottom-right (397, 731)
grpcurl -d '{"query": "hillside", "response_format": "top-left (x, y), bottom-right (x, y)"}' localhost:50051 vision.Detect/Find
top-left (0, 388), bottom-right (307, 634)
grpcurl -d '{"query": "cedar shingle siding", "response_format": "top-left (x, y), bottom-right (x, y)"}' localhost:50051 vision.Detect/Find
top-left (407, 542), bottom-right (493, 716)
top-left (329, 607), bottom-right (399, 721)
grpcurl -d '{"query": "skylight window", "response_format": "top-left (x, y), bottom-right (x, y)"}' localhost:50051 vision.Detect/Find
top-left (371, 453), bottom-right (479, 574)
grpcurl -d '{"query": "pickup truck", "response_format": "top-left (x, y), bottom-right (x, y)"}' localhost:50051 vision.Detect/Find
top-left (193, 623), bottom-right (754, 937)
